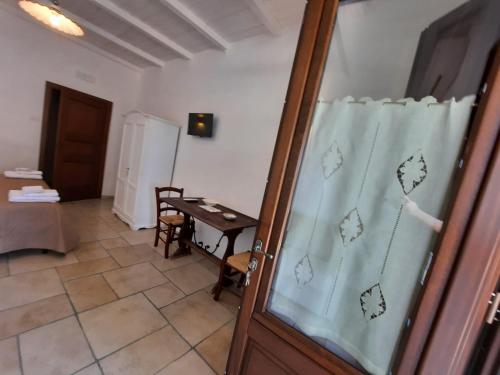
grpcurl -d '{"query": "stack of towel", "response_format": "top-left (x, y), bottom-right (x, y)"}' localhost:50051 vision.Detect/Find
top-left (4, 168), bottom-right (43, 180)
top-left (8, 186), bottom-right (60, 203)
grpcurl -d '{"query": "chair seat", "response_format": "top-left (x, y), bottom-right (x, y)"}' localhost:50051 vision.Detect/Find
top-left (159, 214), bottom-right (184, 226)
top-left (227, 251), bottom-right (251, 273)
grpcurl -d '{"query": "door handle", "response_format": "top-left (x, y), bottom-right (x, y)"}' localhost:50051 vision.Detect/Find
top-left (244, 240), bottom-right (273, 287)
top-left (253, 239), bottom-right (274, 260)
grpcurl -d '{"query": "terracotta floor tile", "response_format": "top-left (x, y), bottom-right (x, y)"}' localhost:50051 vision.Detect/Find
top-left (151, 252), bottom-right (203, 272)
top-left (0, 294), bottom-right (73, 339)
top-left (100, 215), bottom-right (130, 232)
top-left (65, 274), bottom-right (117, 312)
top-left (119, 229), bottom-right (156, 246)
top-left (0, 337), bottom-right (21, 375)
top-left (198, 258), bottom-right (220, 276)
top-left (144, 282), bottom-right (185, 308)
top-left (99, 237), bottom-right (128, 250)
top-left (95, 231), bottom-right (120, 241)
top-left (156, 350), bottom-right (216, 375)
top-left (78, 227), bottom-right (119, 243)
top-left (108, 221), bottom-right (130, 233)
top-left (196, 320), bottom-right (236, 375)
top-left (100, 326), bottom-right (189, 375)
top-left (73, 242), bottom-right (109, 262)
top-left (103, 262), bottom-right (167, 297)
top-left (8, 250), bottom-right (78, 275)
top-left (0, 269), bottom-right (64, 311)
top-left (100, 214), bottom-right (125, 226)
top-left (107, 243), bottom-right (162, 267)
top-left (211, 290), bottom-right (241, 315)
top-left (79, 293), bottom-right (167, 358)
top-left (74, 363), bottom-right (102, 375)
top-left (20, 316), bottom-right (94, 375)
top-left (57, 257), bottom-right (119, 282)
top-left (165, 262), bottom-right (218, 295)
top-left (161, 291), bottom-right (233, 345)
top-left (0, 255), bottom-right (8, 277)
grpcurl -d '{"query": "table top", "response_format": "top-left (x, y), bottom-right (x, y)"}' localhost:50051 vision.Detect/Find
top-left (161, 197), bottom-right (258, 233)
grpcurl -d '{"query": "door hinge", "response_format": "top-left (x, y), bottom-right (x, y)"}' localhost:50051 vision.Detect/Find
top-left (485, 292), bottom-right (500, 325)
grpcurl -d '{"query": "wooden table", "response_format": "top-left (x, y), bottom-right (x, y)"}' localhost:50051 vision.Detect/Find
top-left (160, 197), bottom-right (258, 263)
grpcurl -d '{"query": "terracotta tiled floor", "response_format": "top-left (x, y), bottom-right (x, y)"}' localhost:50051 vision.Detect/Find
top-left (0, 198), bottom-right (239, 375)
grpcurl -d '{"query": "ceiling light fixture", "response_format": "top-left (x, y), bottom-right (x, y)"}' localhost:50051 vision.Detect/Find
top-left (18, 0), bottom-right (84, 37)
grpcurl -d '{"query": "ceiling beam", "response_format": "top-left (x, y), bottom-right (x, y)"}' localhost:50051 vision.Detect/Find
top-left (58, 6), bottom-right (165, 67)
top-left (244, 0), bottom-right (281, 35)
top-left (159, 0), bottom-right (229, 50)
top-left (0, 1), bottom-right (143, 71)
top-left (89, 0), bottom-right (193, 59)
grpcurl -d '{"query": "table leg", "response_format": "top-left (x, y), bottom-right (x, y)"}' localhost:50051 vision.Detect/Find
top-left (171, 213), bottom-right (193, 258)
top-left (212, 229), bottom-right (242, 297)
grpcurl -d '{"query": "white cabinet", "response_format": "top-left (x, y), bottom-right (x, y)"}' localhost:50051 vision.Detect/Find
top-left (113, 111), bottom-right (180, 230)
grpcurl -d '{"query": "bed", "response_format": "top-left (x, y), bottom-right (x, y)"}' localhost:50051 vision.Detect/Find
top-left (0, 175), bottom-right (79, 254)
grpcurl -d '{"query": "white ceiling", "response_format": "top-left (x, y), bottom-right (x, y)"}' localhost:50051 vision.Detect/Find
top-left (2, 0), bottom-right (306, 69)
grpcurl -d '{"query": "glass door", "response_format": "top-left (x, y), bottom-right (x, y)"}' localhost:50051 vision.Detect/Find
top-left (235, 0), bottom-right (498, 374)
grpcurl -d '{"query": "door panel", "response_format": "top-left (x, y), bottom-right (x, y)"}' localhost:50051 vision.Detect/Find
top-left (114, 180), bottom-right (126, 214)
top-left (118, 123), bottom-right (133, 182)
top-left (64, 100), bottom-right (103, 142)
top-left (52, 85), bottom-right (112, 201)
top-left (228, 0), bottom-right (500, 374)
top-left (242, 320), bottom-right (332, 375)
top-left (128, 124), bottom-right (144, 187)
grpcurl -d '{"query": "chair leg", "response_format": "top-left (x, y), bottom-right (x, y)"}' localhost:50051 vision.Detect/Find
top-left (154, 220), bottom-right (160, 247)
top-left (164, 224), bottom-right (172, 259)
top-left (213, 261), bottom-right (227, 301)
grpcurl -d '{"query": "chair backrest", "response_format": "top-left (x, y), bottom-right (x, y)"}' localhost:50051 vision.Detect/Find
top-left (155, 186), bottom-right (184, 218)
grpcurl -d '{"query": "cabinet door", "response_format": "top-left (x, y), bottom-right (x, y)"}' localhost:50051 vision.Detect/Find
top-left (127, 124), bottom-right (145, 188)
top-left (115, 122), bottom-right (133, 212)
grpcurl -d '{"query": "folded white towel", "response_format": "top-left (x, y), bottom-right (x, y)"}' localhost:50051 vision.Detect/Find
top-left (22, 186), bottom-right (45, 194)
top-left (14, 168), bottom-right (43, 175)
top-left (4, 171), bottom-right (43, 180)
top-left (22, 189), bottom-right (59, 197)
top-left (8, 190), bottom-right (59, 203)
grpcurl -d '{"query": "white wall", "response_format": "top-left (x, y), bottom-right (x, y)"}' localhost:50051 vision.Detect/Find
top-left (138, 27), bottom-right (302, 256)
top-left (0, 5), bottom-right (143, 195)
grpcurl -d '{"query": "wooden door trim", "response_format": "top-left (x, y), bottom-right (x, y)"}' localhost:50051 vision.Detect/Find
top-left (251, 312), bottom-right (363, 375)
top-left (229, 1), bottom-right (499, 374)
top-left (253, 0), bottom-right (338, 312)
top-left (244, 319), bottom-right (340, 375)
top-left (416, 50), bottom-right (500, 375)
top-left (42, 81), bottom-right (113, 200)
top-left (227, 0), bottom-right (337, 373)
top-left (396, 47), bottom-right (500, 374)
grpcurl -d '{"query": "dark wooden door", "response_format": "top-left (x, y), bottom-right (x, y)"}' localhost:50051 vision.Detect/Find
top-left (227, 1), bottom-right (500, 374)
top-left (405, 0), bottom-right (500, 101)
top-left (41, 83), bottom-right (112, 201)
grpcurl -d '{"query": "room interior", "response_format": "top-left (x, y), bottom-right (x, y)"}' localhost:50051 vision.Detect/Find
top-left (0, 0), bottom-right (498, 374)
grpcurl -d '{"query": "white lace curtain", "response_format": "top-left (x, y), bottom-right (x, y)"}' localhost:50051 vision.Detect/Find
top-left (268, 95), bottom-right (475, 375)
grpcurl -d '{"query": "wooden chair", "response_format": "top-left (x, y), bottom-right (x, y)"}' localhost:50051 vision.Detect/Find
top-left (213, 251), bottom-right (251, 301)
top-left (154, 187), bottom-right (184, 258)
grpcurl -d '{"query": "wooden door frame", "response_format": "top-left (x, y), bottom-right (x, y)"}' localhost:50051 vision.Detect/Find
top-left (416, 49), bottom-right (500, 375)
top-left (39, 82), bottom-right (113, 199)
top-left (226, 0), bottom-right (348, 374)
top-left (228, 0), bottom-right (500, 373)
